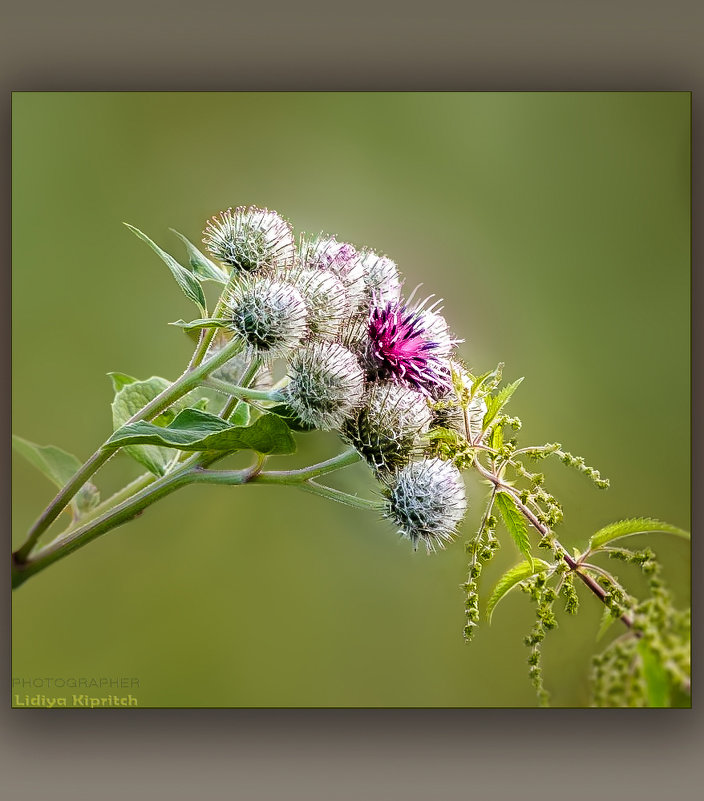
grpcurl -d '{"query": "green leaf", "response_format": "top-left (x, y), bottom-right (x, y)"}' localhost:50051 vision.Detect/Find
top-left (107, 372), bottom-right (138, 392)
top-left (495, 491), bottom-right (534, 568)
top-left (12, 435), bottom-right (100, 516)
top-left (638, 640), bottom-right (672, 708)
top-left (169, 228), bottom-right (227, 283)
top-left (228, 401), bottom-right (250, 428)
top-left (589, 518), bottom-right (690, 550)
top-left (268, 403), bottom-right (317, 432)
top-left (482, 377), bottom-right (523, 430)
top-left (106, 408), bottom-right (296, 455)
top-left (169, 318), bottom-right (230, 331)
top-left (486, 558), bottom-right (552, 622)
top-left (111, 376), bottom-right (174, 475)
top-left (124, 223), bottom-right (206, 313)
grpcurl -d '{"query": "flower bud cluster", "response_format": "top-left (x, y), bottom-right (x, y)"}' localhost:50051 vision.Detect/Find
top-left (201, 205), bottom-right (472, 550)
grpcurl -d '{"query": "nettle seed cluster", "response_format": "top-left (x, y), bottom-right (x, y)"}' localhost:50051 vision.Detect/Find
top-left (204, 205), bottom-right (478, 552)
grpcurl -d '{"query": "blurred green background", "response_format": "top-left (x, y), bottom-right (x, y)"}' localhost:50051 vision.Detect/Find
top-left (12, 93), bottom-right (690, 707)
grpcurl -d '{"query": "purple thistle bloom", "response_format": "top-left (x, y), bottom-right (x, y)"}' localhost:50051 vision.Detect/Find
top-left (366, 300), bottom-right (452, 394)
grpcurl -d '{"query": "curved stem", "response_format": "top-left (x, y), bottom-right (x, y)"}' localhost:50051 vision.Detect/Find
top-left (202, 376), bottom-right (280, 402)
top-left (297, 481), bottom-right (384, 510)
top-left (254, 449), bottom-right (362, 483)
top-left (15, 337), bottom-right (245, 562)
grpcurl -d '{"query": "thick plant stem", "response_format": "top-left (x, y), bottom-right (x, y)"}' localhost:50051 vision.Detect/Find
top-left (254, 449), bottom-right (362, 483)
top-left (472, 457), bottom-right (635, 630)
top-left (203, 376), bottom-right (279, 402)
top-left (15, 337), bottom-right (244, 562)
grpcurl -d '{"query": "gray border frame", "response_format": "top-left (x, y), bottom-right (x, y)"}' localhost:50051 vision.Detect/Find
top-left (2, 1), bottom-right (700, 798)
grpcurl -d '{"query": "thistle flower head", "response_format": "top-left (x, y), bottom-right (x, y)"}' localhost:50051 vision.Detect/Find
top-left (203, 206), bottom-right (295, 273)
top-left (366, 299), bottom-right (452, 395)
top-left (226, 275), bottom-right (308, 359)
top-left (383, 458), bottom-right (467, 552)
top-left (358, 249), bottom-right (401, 307)
top-left (343, 381), bottom-right (432, 473)
top-left (282, 342), bottom-right (365, 430)
top-left (289, 267), bottom-right (351, 340)
top-left (298, 233), bottom-right (366, 304)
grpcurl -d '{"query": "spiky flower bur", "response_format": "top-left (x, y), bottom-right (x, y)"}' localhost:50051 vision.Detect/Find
top-left (383, 458), bottom-right (467, 552)
top-left (207, 330), bottom-right (273, 389)
top-left (358, 250), bottom-right (401, 308)
top-left (282, 342), bottom-right (365, 430)
top-left (288, 267), bottom-right (351, 340)
top-left (366, 299), bottom-right (452, 395)
top-left (202, 206), bottom-right (295, 273)
top-left (342, 382), bottom-right (432, 474)
top-left (298, 233), bottom-right (366, 306)
top-left (226, 275), bottom-right (308, 360)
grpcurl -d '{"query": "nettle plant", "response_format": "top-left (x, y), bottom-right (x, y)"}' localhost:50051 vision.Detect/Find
top-left (12, 206), bottom-right (690, 707)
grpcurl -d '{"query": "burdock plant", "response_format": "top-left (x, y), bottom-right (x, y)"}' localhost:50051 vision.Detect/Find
top-left (12, 206), bottom-right (690, 707)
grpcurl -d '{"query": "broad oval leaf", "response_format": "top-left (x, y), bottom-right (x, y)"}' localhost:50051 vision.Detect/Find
top-left (12, 435), bottom-right (100, 516)
top-left (124, 223), bottom-right (206, 313)
top-left (495, 490), bottom-right (534, 568)
top-left (589, 518), bottom-right (689, 551)
top-left (111, 375), bottom-right (173, 475)
top-left (486, 559), bottom-right (552, 622)
top-left (106, 408), bottom-right (296, 455)
top-left (169, 228), bottom-right (227, 283)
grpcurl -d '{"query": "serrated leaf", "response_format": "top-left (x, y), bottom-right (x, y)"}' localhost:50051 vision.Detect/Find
top-left (12, 435), bottom-right (100, 517)
top-left (589, 518), bottom-right (690, 550)
top-left (169, 228), bottom-right (227, 283)
top-left (482, 377), bottom-right (523, 430)
top-left (107, 372), bottom-right (138, 392)
top-left (124, 223), bottom-right (206, 313)
top-left (106, 408), bottom-right (296, 455)
top-left (486, 559), bottom-right (552, 622)
top-left (495, 491), bottom-right (534, 568)
top-left (169, 318), bottom-right (229, 331)
top-left (111, 376), bottom-right (173, 475)
top-left (638, 640), bottom-right (672, 708)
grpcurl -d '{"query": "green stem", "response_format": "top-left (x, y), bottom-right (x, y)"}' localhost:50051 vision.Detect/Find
top-left (253, 448), bottom-right (362, 483)
top-left (297, 481), bottom-right (384, 511)
top-left (15, 336), bottom-right (245, 562)
top-left (220, 357), bottom-right (262, 422)
top-left (203, 376), bottom-right (280, 402)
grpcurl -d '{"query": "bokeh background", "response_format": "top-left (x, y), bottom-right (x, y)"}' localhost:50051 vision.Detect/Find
top-left (12, 93), bottom-right (690, 707)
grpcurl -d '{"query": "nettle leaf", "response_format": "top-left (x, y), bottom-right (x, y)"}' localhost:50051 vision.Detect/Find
top-left (111, 376), bottom-right (173, 475)
top-left (482, 377), bottom-right (523, 430)
top-left (589, 518), bottom-right (690, 551)
top-left (12, 435), bottom-right (100, 516)
top-left (169, 318), bottom-right (230, 332)
top-left (638, 640), bottom-right (672, 708)
top-left (124, 223), bottom-right (206, 314)
top-left (106, 408), bottom-right (296, 455)
top-left (495, 491), bottom-right (534, 568)
top-left (486, 559), bottom-right (552, 622)
top-left (169, 228), bottom-right (227, 283)
top-left (596, 605), bottom-right (617, 642)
